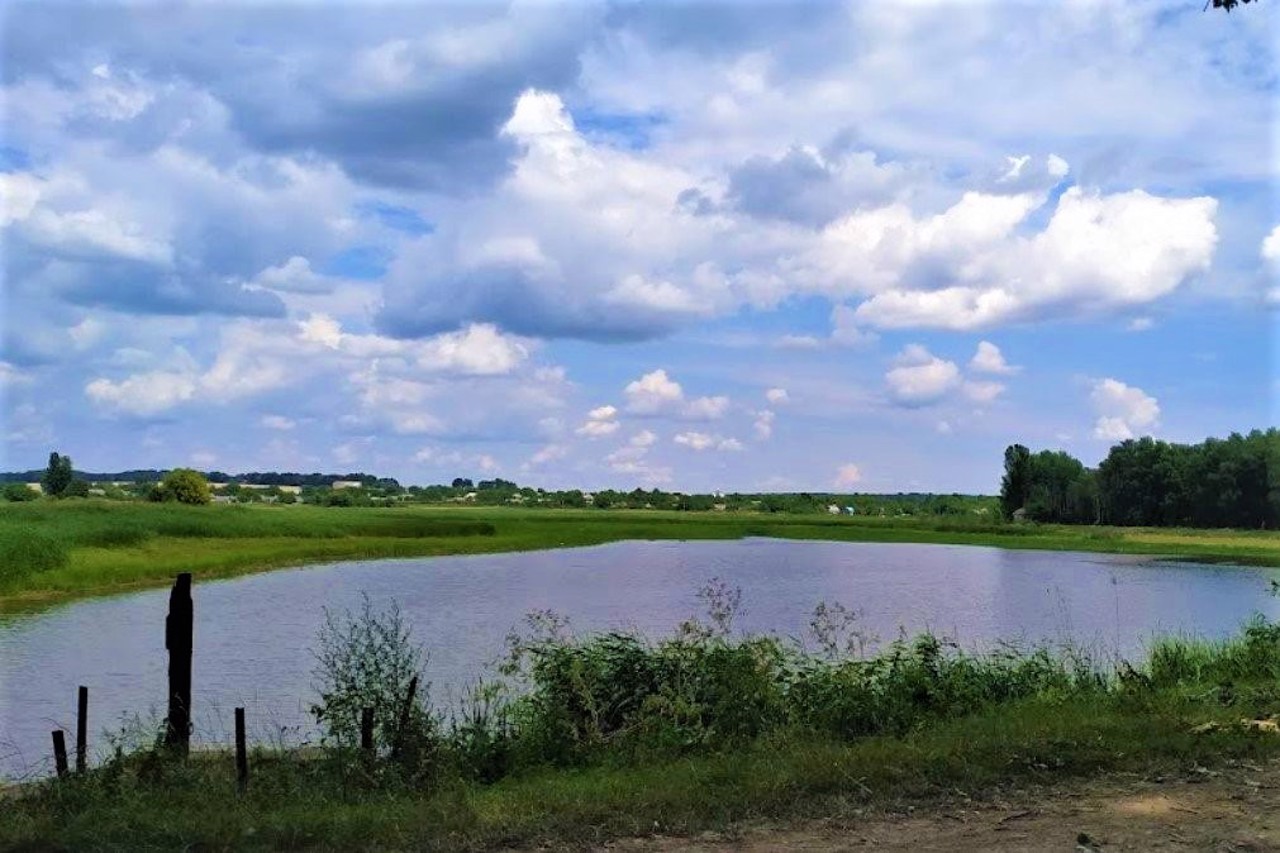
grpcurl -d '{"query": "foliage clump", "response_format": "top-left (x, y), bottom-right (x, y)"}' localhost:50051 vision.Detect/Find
top-left (149, 469), bottom-right (212, 505)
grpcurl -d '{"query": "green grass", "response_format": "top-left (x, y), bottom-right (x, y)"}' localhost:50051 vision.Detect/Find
top-left (3, 501), bottom-right (1280, 610)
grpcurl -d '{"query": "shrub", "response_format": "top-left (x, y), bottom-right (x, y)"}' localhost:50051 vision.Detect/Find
top-left (160, 469), bottom-right (212, 505)
top-left (2, 483), bottom-right (39, 502)
top-left (310, 593), bottom-right (439, 777)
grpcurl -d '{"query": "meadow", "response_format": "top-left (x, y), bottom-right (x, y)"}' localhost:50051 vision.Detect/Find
top-left (4, 499), bottom-right (1280, 609)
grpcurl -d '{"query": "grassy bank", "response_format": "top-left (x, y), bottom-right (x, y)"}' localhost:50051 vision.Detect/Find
top-left (6, 604), bottom-right (1280, 852)
top-left (4, 501), bottom-right (1280, 609)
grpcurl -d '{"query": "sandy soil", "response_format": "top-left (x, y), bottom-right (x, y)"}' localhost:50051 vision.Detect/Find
top-left (605, 759), bottom-right (1280, 852)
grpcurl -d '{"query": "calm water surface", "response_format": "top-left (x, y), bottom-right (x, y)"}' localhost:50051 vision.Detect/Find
top-left (2, 538), bottom-right (1277, 779)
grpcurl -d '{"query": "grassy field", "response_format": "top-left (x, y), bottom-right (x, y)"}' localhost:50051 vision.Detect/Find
top-left (4, 500), bottom-right (1280, 610)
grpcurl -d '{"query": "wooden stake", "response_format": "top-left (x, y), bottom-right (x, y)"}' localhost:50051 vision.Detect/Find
top-left (76, 685), bottom-right (88, 774)
top-left (234, 707), bottom-right (248, 793)
top-left (51, 731), bottom-right (68, 778)
top-left (391, 676), bottom-right (418, 761)
top-left (360, 707), bottom-right (374, 754)
top-left (164, 573), bottom-right (194, 756)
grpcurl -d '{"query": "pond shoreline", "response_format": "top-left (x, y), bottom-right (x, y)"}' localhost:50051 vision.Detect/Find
top-left (3, 502), bottom-right (1280, 613)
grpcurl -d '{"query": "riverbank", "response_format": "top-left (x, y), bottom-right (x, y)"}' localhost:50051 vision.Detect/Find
top-left (4, 501), bottom-right (1280, 610)
top-left (5, 614), bottom-right (1280, 852)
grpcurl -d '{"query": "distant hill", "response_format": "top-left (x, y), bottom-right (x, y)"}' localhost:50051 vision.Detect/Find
top-left (0, 469), bottom-right (400, 488)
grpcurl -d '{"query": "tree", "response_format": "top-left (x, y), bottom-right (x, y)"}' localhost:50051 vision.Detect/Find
top-left (41, 452), bottom-right (73, 497)
top-left (451, 477), bottom-right (473, 489)
top-left (161, 468), bottom-right (212, 505)
top-left (1209, 0), bottom-right (1259, 10)
top-left (999, 445), bottom-right (1031, 520)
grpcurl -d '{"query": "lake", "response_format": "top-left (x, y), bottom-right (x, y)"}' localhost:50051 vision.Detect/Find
top-left (2, 538), bottom-right (1277, 779)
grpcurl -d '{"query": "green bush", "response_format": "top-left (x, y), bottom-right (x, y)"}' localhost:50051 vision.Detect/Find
top-left (2, 482), bottom-right (39, 502)
top-left (310, 594), bottom-right (441, 786)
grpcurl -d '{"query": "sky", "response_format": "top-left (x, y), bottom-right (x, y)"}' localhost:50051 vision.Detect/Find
top-left (0, 0), bottom-right (1276, 494)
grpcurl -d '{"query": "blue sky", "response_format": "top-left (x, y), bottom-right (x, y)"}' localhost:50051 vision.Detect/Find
top-left (0, 1), bottom-right (1275, 493)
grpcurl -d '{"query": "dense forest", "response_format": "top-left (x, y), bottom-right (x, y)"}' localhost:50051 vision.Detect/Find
top-left (1001, 429), bottom-right (1280, 528)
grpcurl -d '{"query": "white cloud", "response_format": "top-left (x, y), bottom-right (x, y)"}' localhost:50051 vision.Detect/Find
top-left (624, 368), bottom-right (684, 414)
top-left (683, 395), bottom-right (730, 420)
top-left (969, 341), bottom-right (1018, 375)
top-left (673, 431), bottom-right (743, 452)
top-left (962, 380), bottom-right (1005, 403)
top-left (261, 414), bottom-right (296, 430)
top-left (623, 368), bottom-right (730, 420)
top-left (884, 344), bottom-right (961, 406)
top-left (85, 370), bottom-right (197, 416)
top-left (1262, 226), bottom-right (1280, 264)
top-left (764, 387), bottom-right (788, 405)
top-left (850, 187), bottom-right (1218, 330)
top-left (415, 323), bottom-right (530, 375)
top-left (1090, 378), bottom-right (1159, 441)
top-left (250, 256), bottom-right (333, 294)
top-left (576, 404), bottom-right (620, 438)
top-left (833, 463), bottom-right (862, 489)
top-left (630, 429), bottom-right (657, 448)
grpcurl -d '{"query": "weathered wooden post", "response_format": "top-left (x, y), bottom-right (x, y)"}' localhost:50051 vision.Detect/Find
top-left (391, 676), bottom-right (418, 762)
top-left (51, 731), bottom-right (68, 778)
top-left (360, 707), bottom-right (374, 754)
top-left (75, 685), bottom-right (88, 774)
top-left (234, 707), bottom-right (248, 793)
top-left (164, 573), bottom-right (194, 756)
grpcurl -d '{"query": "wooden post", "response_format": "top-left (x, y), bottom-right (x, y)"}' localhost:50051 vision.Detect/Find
top-left (75, 685), bottom-right (88, 774)
top-left (391, 676), bottom-right (418, 761)
top-left (164, 573), bottom-right (194, 756)
top-left (51, 731), bottom-right (68, 778)
top-left (360, 707), bottom-right (374, 754)
top-left (234, 707), bottom-right (248, 794)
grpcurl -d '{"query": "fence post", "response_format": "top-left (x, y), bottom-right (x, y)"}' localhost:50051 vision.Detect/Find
top-left (76, 685), bottom-right (88, 774)
top-left (360, 707), bottom-right (374, 754)
top-left (391, 676), bottom-right (418, 762)
top-left (51, 731), bottom-right (68, 778)
top-left (234, 707), bottom-right (248, 794)
top-left (164, 573), bottom-right (194, 756)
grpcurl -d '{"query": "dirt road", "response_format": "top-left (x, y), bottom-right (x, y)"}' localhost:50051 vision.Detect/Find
top-left (607, 759), bottom-right (1280, 852)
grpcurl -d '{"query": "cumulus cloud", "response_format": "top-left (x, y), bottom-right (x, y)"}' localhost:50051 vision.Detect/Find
top-left (764, 387), bottom-right (788, 404)
top-left (1091, 378), bottom-right (1159, 441)
top-left (260, 414), bottom-right (295, 430)
top-left (623, 368), bottom-right (730, 420)
top-left (576, 404), bottom-right (621, 438)
top-left (884, 344), bottom-right (961, 407)
top-left (969, 341), bottom-right (1018, 375)
top-left (625, 369), bottom-right (683, 414)
top-left (851, 186), bottom-right (1218, 330)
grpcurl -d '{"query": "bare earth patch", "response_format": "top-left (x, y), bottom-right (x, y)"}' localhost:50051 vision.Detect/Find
top-left (604, 759), bottom-right (1280, 853)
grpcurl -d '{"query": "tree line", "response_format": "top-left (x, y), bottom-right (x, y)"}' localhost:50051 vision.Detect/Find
top-left (1001, 429), bottom-right (1280, 528)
